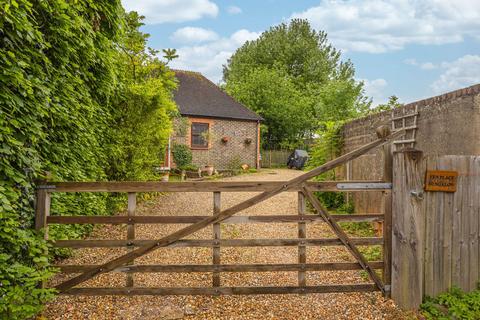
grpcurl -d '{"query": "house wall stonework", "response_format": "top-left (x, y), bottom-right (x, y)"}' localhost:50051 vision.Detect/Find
top-left (172, 116), bottom-right (259, 170)
top-left (340, 84), bottom-right (480, 213)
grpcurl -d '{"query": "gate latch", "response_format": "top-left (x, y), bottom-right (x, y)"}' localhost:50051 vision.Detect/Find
top-left (410, 190), bottom-right (424, 200)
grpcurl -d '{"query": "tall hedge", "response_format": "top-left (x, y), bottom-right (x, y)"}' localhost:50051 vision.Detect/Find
top-left (0, 2), bottom-right (176, 318)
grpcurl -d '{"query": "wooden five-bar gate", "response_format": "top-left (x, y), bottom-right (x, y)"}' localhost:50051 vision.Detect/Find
top-left (35, 127), bottom-right (403, 296)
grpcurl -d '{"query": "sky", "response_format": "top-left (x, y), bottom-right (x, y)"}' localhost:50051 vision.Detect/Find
top-left (122, 0), bottom-right (480, 105)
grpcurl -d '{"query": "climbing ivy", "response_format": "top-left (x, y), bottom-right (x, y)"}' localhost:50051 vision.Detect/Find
top-left (307, 121), bottom-right (347, 209)
top-left (0, 2), bottom-right (176, 318)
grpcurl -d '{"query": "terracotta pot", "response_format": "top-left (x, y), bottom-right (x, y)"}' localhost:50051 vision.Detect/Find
top-left (205, 165), bottom-right (214, 176)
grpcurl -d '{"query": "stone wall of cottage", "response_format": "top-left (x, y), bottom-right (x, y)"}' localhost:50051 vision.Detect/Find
top-left (172, 117), bottom-right (259, 170)
top-left (340, 84), bottom-right (480, 213)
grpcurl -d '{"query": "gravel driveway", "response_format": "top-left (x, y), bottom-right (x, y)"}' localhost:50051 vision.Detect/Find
top-left (44, 169), bottom-right (411, 319)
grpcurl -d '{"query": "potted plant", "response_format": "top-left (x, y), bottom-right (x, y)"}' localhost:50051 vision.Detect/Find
top-left (172, 144), bottom-right (193, 181)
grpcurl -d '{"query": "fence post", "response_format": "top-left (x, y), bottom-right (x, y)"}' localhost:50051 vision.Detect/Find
top-left (391, 149), bottom-right (425, 310)
top-left (35, 188), bottom-right (51, 289)
top-left (35, 188), bottom-right (51, 239)
top-left (382, 144), bottom-right (393, 296)
top-left (126, 192), bottom-right (136, 287)
top-left (298, 191), bottom-right (306, 289)
top-left (213, 192), bottom-right (221, 288)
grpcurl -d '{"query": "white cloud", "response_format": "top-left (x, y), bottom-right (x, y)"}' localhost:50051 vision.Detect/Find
top-left (404, 58), bottom-right (418, 66)
top-left (291, 0), bottom-right (480, 53)
top-left (168, 29), bottom-right (260, 82)
top-left (420, 62), bottom-right (437, 70)
top-left (404, 58), bottom-right (437, 70)
top-left (361, 78), bottom-right (389, 105)
top-left (122, 0), bottom-right (218, 24)
top-left (227, 5), bottom-right (242, 15)
top-left (431, 55), bottom-right (480, 93)
top-left (171, 27), bottom-right (219, 43)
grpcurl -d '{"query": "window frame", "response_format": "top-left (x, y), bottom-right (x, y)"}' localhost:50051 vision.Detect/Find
top-left (190, 122), bottom-right (210, 149)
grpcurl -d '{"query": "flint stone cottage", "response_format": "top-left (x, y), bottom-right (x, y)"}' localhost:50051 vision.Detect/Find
top-left (167, 70), bottom-right (263, 170)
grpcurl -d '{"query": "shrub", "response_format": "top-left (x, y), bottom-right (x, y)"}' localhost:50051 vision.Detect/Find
top-left (421, 286), bottom-right (480, 320)
top-left (172, 144), bottom-right (193, 169)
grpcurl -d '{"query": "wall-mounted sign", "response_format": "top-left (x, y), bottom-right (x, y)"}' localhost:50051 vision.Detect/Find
top-left (425, 170), bottom-right (458, 192)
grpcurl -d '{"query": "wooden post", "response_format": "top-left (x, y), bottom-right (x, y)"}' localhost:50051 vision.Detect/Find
top-left (35, 188), bottom-right (51, 239)
top-left (126, 192), bottom-right (136, 287)
top-left (298, 192), bottom-right (306, 288)
top-left (35, 188), bottom-right (50, 289)
top-left (382, 143), bottom-right (393, 296)
top-left (213, 192), bottom-right (221, 287)
top-left (391, 149), bottom-right (425, 310)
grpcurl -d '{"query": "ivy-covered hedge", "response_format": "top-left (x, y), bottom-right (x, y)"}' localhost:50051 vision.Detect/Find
top-left (1, 2), bottom-right (176, 318)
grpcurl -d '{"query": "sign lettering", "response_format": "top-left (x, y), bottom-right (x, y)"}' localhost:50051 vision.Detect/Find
top-left (425, 170), bottom-right (458, 192)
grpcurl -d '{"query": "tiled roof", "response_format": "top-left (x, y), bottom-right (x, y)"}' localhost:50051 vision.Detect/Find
top-left (173, 70), bottom-right (263, 121)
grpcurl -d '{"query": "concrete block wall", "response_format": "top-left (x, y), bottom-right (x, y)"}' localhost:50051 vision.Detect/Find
top-left (341, 84), bottom-right (480, 213)
top-left (172, 116), bottom-right (259, 170)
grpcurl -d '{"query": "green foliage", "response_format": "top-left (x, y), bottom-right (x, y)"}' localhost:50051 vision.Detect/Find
top-left (340, 222), bottom-right (376, 238)
top-left (106, 12), bottom-right (177, 181)
top-left (227, 155), bottom-right (243, 173)
top-left (307, 122), bottom-right (346, 209)
top-left (1, 0), bottom-right (124, 317)
top-left (172, 144), bottom-right (193, 169)
top-left (0, 3), bottom-right (176, 318)
top-left (365, 95), bottom-right (403, 115)
top-left (226, 68), bottom-right (310, 146)
top-left (163, 48), bottom-right (179, 64)
top-left (224, 19), bottom-right (369, 147)
top-left (0, 217), bottom-right (57, 319)
top-left (421, 286), bottom-right (480, 320)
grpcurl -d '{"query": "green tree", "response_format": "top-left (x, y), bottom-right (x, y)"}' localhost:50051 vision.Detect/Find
top-left (225, 68), bottom-right (310, 147)
top-left (224, 19), bottom-right (369, 146)
top-left (366, 95), bottom-right (403, 114)
top-left (106, 12), bottom-right (177, 181)
top-left (163, 48), bottom-right (179, 64)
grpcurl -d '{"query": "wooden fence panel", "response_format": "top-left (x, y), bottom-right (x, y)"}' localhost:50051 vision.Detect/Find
top-left (392, 153), bottom-right (480, 309)
top-left (260, 150), bottom-right (290, 168)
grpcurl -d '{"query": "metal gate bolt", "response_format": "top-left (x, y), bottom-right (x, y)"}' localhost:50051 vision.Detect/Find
top-left (410, 190), bottom-right (424, 200)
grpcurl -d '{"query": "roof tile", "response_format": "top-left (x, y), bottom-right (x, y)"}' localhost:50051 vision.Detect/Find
top-left (173, 70), bottom-right (263, 121)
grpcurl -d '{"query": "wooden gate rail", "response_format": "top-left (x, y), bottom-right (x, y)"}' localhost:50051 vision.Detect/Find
top-left (47, 214), bottom-right (385, 224)
top-left (57, 261), bottom-right (384, 273)
top-left (53, 237), bottom-right (383, 248)
top-left (65, 284), bottom-right (379, 296)
top-left (36, 127), bottom-right (401, 295)
top-left (39, 180), bottom-right (391, 193)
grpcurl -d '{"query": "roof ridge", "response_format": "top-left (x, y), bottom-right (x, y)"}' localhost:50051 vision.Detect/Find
top-left (171, 69), bottom-right (202, 75)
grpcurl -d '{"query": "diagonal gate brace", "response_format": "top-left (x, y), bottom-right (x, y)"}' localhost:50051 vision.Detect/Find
top-left (55, 128), bottom-right (404, 293)
top-left (301, 186), bottom-right (385, 294)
